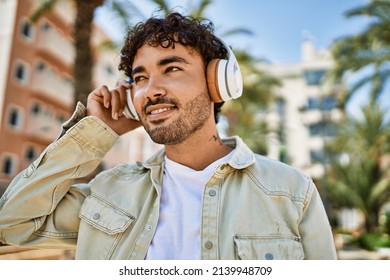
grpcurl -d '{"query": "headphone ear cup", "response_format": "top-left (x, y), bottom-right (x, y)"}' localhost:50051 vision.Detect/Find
top-left (123, 85), bottom-right (140, 121)
top-left (207, 59), bottom-right (224, 103)
top-left (206, 40), bottom-right (243, 102)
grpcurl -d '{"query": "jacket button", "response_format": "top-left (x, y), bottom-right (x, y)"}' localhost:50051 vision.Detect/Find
top-left (205, 241), bottom-right (213, 249)
top-left (93, 213), bottom-right (100, 220)
top-left (209, 189), bottom-right (216, 197)
top-left (265, 253), bottom-right (274, 260)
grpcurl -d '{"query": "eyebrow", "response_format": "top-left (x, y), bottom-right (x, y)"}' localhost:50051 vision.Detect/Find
top-left (159, 56), bottom-right (190, 66)
top-left (131, 55), bottom-right (190, 77)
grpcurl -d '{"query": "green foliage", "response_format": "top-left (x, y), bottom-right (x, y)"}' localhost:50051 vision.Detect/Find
top-left (327, 0), bottom-right (390, 233)
top-left (329, 0), bottom-right (390, 106)
top-left (355, 233), bottom-right (390, 250)
top-left (30, 0), bottom-right (60, 22)
top-left (326, 104), bottom-right (390, 231)
top-left (381, 211), bottom-right (390, 234)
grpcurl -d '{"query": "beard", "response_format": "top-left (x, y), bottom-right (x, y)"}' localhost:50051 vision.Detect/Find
top-left (141, 90), bottom-right (212, 145)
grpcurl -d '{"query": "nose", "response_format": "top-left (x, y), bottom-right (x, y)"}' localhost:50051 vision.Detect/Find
top-left (143, 76), bottom-right (167, 102)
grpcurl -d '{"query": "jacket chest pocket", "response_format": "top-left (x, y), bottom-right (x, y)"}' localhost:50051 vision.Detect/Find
top-left (234, 235), bottom-right (304, 260)
top-left (78, 195), bottom-right (135, 259)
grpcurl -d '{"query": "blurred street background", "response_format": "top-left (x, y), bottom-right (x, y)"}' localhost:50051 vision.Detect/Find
top-left (0, 0), bottom-right (389, 259)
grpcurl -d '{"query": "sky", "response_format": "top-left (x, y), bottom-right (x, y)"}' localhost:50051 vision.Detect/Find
top-left (96, 0), bottom-right (370, 63)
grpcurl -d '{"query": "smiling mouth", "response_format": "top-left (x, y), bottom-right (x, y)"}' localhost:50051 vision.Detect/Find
top-left (145, 104), bottom-right (177, 120)
top-left (149, 107), bottom-right (174, 115)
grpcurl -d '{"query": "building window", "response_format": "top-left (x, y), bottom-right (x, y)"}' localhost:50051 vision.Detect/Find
top-left (310, 149), bottom-right (325, 163)
top-left (276, 99), bottom-right (286, 116)
top-left (56, 114), bottom-right (66, 124)
top-left (307, 96), bottom-right (337, 111)
top-left (30, 103), bottom-right (41, 115)
top-left (20, 19), bottom-right (34, 40)
top-left (322, 96), bottom-right (337, 111)
top-left (36, 61), bottom-right (46, 72)
top-left (2, 155), bottom-right (17, 177)
top-left (7, 106), bottom-right (23, 130)
top-left (308, 121), bottom-right (337, 137)
top-left (14, 62), bottom-right (29, 84)
top-left (25, 146), bottom-right (37, 162)
top-left (304, 70), bottom-right (326, 85)
top-left (9, 109), bottom-right (18, 126)
top-left (40, 21), bottom-right (51, 32)
top-left (307, 97), bottom-right (321, 110)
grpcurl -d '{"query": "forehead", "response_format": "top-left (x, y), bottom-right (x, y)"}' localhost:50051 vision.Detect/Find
top-left (132, 43), bottom-right (203, 67)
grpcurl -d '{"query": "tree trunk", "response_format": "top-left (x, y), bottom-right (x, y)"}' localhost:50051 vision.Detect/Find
top-left (73, 0), bottom-right (104, 105)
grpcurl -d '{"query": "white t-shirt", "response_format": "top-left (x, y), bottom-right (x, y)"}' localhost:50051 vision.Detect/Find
top-left (145, 152), bottom-right (233, 260)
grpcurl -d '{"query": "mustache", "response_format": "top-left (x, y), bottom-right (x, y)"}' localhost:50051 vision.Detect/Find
top-left (143, 97), bottom-right (179, 113)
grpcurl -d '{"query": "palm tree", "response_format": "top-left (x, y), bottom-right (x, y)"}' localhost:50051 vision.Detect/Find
top-left (326, 0), bottom-right (390, 234)
top-left (31, 0), bottom-right (141, 105)
top-left (329, 0), bottom-right (390, 107)
top-left (326, 104), bottom-right (390, 232)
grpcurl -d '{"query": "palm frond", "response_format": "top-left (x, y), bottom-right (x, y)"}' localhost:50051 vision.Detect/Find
top-left (149, 0), bottom-right (170, 14)
top-left (345, 0), bottom-right (390, 22)
top-left (30, 0), bottom-right (59, 22)
top-left (190, 0), bottom-right (212, 19)
top-left (108, 0), bottom-right (146, 29)
top-left (368, 177), bottom-right (390, 206)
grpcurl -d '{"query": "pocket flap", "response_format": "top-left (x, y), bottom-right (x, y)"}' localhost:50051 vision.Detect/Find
top-left (79, 196), bottom-right (135, 235)
top-left (234, 235), bottom-right (303, 260)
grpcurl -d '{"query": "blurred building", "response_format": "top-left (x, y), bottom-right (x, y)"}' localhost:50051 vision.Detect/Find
top-left (264, 39), bottom-right (344, 179)
top-left (0, 0), bottom-right (160, 195)
top-left (0, 0), bottom-right (74, 193)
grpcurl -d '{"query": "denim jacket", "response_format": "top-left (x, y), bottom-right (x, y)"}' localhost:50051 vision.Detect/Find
top-left (0, 104), bottom-right (337, 260)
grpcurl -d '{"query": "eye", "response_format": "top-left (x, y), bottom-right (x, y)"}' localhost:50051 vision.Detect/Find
top-left (165, 66), bottom-right (181, 73)
top-left (133, 75), bottom-right (147, 84)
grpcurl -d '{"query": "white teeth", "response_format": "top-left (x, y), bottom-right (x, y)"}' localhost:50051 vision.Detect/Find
top-left (150, 107), bottom-right (172, 115)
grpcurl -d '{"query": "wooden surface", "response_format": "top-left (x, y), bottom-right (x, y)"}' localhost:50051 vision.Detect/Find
top-left (0, 245), bottom-right (75, 260)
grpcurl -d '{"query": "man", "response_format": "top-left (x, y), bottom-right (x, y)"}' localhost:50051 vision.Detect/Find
top-left (0, 12), bottom-right (337, 259)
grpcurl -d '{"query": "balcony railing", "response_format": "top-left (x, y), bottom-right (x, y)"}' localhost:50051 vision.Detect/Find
top-left (31, 69), bottom-right (74, 107)
top-left (36, 25), bottom-right (75, 66)
top-left (24, 113), bottom-right (62, 142)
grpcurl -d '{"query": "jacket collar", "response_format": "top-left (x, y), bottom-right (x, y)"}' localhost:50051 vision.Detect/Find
top-left (142, 136), bottom-right (255, 170)
top-left (224, 136), bottom-right (255, 169)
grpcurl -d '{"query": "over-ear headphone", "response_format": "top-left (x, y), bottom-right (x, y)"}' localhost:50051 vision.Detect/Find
top-left (124, 37), bottom-right (243, 120)
top-left (207, 38), bottom-right (243, 103)
top-left (124, 82), bottom-right (139, 120)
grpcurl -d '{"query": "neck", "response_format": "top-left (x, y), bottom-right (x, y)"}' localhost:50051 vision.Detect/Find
top-left (165, 127), bottom-right (232, 171)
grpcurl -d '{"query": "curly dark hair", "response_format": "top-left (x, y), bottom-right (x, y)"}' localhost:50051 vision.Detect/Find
top-left (118, 12), bottom-right (226, 123)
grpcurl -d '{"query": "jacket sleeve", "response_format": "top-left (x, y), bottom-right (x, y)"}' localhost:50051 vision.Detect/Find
top-left (300, 180), bottom-right (337, 259)
top-left (0, 106), bottom-right (118, 249)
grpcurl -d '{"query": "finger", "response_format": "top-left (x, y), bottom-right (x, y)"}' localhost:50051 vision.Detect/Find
top-left (117, 85), bottom-right (128, 116)
top-left (88, 87), bottom-right (105, 104)
top-left (110, 89), bottom-right (122, 120)
top-left (90, 85), bottom-right (112, 109)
